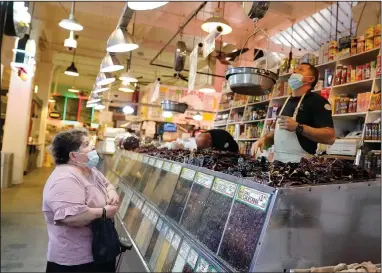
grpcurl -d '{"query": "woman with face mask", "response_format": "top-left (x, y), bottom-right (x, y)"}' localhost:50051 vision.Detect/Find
top-left (251, 63), bottom-right (336, 163)
top-left (42, 128), bottom-right (119, 272)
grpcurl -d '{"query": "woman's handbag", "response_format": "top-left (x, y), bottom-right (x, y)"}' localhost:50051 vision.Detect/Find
top-left (91, 208), bottom-right (121, 263)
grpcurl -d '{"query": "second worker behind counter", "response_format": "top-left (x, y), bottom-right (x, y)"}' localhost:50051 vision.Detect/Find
top-left (251, 63), bottom-right (336, 163)
top-left (195, 129), bottom-right (239, 153)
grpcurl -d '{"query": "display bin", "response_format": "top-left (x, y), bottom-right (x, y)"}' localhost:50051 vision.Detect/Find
top-left (103, 149), bottom-right (381, 272)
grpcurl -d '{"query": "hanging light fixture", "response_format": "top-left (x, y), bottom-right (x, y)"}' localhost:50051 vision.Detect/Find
top-left (48, 97), bottom-right (56, 103)
top-left (64, 31), bottom-right (77, 50)
top-left (198, 83), bottom-right (216, 93)
top-left (119, 59), bottom-right (138, 83)
top-left (106, 28), bottom-right (138, 53)
top-left (94, 104), bottom-right (106, 110)
top-left (92, 85), bottom-right (109, 94)
top-left (162, 111), bottom-right (173, 118)
top-left (95, 72), bottom-right (115, 86)
top-left (193, 112), bottom-right (203, 121)
top-left (64, 48), bottom-right (79, 76)
top-left (128, 2), bottom-right (168, 10)
top-left (100, 53), bottom-right (124, 73)
top-left (201, 2), bottom-right (232, 35)
top-left (59, 2), bottom-right (83, 31)
top-left (68, 87), bottom-right (79, 93)
top-left (122, 105), bottom-right (134, 114)
top-left (118, 81), bottom-right (135, 92)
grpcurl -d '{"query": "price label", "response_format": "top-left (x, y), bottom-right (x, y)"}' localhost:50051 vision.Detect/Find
top-left (179, 241), bottom-right (190, 259)
top-left (148, 210), bottom-right (154, 221)
top-left (212, 178), bottom-right (237, 198)
top-left (171, 234), bottom-right (181, 249)
top-left (156, 218), bottom-right (163, 231)
top-left (163, 162), bottom-right (172, 171)
top-left (152, 213), bottom-right (159, 224)
top-left (236, 185), bottom-right (270, 211)
top-left (171, 164), bottom-right (182, 175)
top-left (137, 199), bottom-right (143, 210)
top-left (187, 249), bottom-right (199, 269)
top-left (181, 168), bottom-right (196, 180)
top-left (142, 204), bottom-right (148, 215)
top-left (148, 158), bottom-right (156, 166)
top-left (166, 228), bottom-right (174, 242)
top-left (147, 208), bottom-right (152, 217)
top-left (196, 257), bottom-right (209, 273)
top-left (161, 224), bottom-right (168, 235)
top-left (155, 160), bottom-right (163, 169)
top-left (143, 156), bottom-right (149, 164)
top-left (195, 172), bottom-right (214, 189)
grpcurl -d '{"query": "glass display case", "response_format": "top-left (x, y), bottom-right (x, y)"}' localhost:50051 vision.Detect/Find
top-left (106, 150), bottom-right (381, 272)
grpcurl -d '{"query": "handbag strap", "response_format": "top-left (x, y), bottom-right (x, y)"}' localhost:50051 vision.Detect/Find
top-left (102, 207), bottom-right (106, 220)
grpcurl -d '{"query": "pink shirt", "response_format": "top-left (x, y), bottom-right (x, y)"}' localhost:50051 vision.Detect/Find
top-left (42, 165), bottom-right (110, 265)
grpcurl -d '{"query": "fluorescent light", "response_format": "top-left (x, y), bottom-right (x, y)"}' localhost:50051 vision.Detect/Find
top-left (48, 97), bottom-right (56, 103)
top-left (128, 2), bottom-right (168, 10)
top-left (95, 72), bottom-right (115, 86)
top-left (193, 112), bottom-right (203, 121)
top-left (64, 62), bottom-right (79, 76)
top-left (88, 99), bottom-right (101, 104)
top-left (68, 87), bottom-right (79, 93)
top-left (122, 105), bottom-right (134, 114)
top-left (86, 103), bottom-right (97, 108)
top-left (201, 16), bottom-right (232, 35)
top-left (198, 83), bottom-right (216, 93)
top-left (100, 53), bottom-right (124, 73)
top-left (64, 31), bottom-right (77, 49)
top-left (162, 111), bottom-right (173, 118)
top-left (119, 70), bottom-right (138, 83)
top-left (106, 28), bottom-right (139, 53)
top-left (34, 85), bottom-right (38, 93)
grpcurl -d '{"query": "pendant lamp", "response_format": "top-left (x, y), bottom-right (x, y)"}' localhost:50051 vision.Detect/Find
top-left (68, 87), bottom-right (79, 93)
top-left (59, 2), bottom-right (83, 31)
top-left (64, 31), bottom-right (77, 49)
top-left (201, 3), bottom-right (232, 35)
top-left (127, 2), bottom-right (168, 10)
top-left (100, 53), bottom-right (124, 73)
top-left (122, 105), bottom-right (134, 114)
top-left (88, 93), bottom-right (101, 104)
top-left (162, 111), bottom-right (173, 118)
top-left (193, 112), bottom-right (203, 121)
top-left (64, 48), bottom-right (79, 76)
top-left (198, 83), bottom-right (216, 93)
top-left (119, 59), bottom-right (137, 83)
top-left (119, 81), bottom-right (135, 92)
top-left (94, 104), bottom-right (105, 110)
top-left (106, 27), bottom-right (138, 53)
top-left (92, 85), bottom-right (109, 94)
top-left (95, 72), bottom-right (115, 86)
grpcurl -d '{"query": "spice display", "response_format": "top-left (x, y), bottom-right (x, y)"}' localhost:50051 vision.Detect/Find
top-left (161, 234), bottom-right (182, 272)
top-left (350, 37), bottom-right (357, 55)
top-left (144, 218), bottom-right (163, 262)
top-left (166, 168), bottom-right (196, 223)
top-left (149, 223), bottom-right (168, 270)
top-left (180, 172), bottom-right (214, 235)
top-left (143, 162), bottom-right (169, 202)
top-left (137, 160), bottom-right (155, 193)
top-left (293, 261), bottom-right (381, 272)
top-left (123, 195), bottom-right (144, 235)
top-left (195, 178), bottom-right (237, 253)
top-left (154, 228), bottom-right (174, 272)
top-left (218, 185), bottom-right (269, 272)
top-left (130, 201), bottom-right (145, 239)
top-left (244, 106), bottom-right (267, 121)
top-left (182, 248), bottom-right (199, 273)
top-left (172, 240), bottom-right (191, 272)
top-left (136, 209), bottom-right (159, 255)
top-left (357, 36), bottom-right (365, 53)
top-left (123, 136), bottom-right (140, 150)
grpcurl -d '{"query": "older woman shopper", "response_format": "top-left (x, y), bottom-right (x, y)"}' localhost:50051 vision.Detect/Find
top-left (42, 128), bottom-right (120, 272)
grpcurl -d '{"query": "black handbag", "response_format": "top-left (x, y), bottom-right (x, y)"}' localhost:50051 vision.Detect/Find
top-left (91, 208), bottom-right (121, 263)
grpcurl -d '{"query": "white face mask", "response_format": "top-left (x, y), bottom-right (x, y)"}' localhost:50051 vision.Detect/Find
top-left (75, 150), bottom-right (99, 168)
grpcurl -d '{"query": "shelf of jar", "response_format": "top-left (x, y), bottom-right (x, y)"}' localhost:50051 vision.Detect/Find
top-left (316, 60), bottom-right (337, 69)
top-left (217, 108), bottom-right (231, 112)
top-left (236, 138), bottom-right (259, 141)
top-left (271, 95), bottom-right (289, 100)
top-left (332, 78), bottom-right (374, 89)
top-left (247, 100), bottom-right (270, 106)
top-left (368, 109), bottom-right (381, 114)
top-left (231, 105), bottom-right (246, 110)
top-left (337, 48), bottom-right (380, 65)
top-left (332, 112), bottom-right (367, 119)
top-left (241, 119), bottom-right (266, 124)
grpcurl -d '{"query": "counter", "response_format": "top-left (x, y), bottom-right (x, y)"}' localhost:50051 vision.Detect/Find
top-left (102, 149), bottom-right (381, 272)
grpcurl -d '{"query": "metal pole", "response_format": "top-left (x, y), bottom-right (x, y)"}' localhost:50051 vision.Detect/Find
top-left (335, 2), bottom-right (339, 40)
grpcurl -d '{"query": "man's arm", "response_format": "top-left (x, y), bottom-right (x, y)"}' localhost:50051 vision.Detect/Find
top-left (301, 125), bottom-right (335, 145)
top-left (251, 131), bottom-right (275, 156)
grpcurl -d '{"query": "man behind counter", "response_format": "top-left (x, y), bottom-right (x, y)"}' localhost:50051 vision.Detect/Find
top-left (196, 129), bottom-right (239, 152)
top-left (251, 63), bottom-right (336, 163)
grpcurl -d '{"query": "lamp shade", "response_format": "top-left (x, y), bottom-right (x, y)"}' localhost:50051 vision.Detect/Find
top-left (64, 62), bottom-right (79, 76)
top-left (122, 105), bottom-right (134, 114)
top-left (118, 81), bottom-right (135, 92)
top-left (100, 54), bottom-right (124, 73)
top-left (198, 83), bottom-right (216, 93)
top-left (59, 17), bottom-right (83, 31)
top-left (119, 70), bottom-right (138, 83)
top-left (193, 112), bottom-right (203, 121)
top-left (201, 16), bottom-right (232, 35)
top-left (106, 28), bottom-right (139, 53)
top-left (92, 85), bottom-right (109, 93)
top-left (94, 104), bottom-right (105, 110)
top-left (128, 2), bottom-right (168, 10)
top-left (95, 72), bottom-right (115, 86)
top-left (162, 111), bottom-right (173, 118)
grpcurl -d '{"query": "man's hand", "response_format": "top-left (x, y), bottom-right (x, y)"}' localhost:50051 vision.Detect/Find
top-left (107, 190), bottom-right (119, 206)
top-left (251, 138), bottom-right (265, 157)
top-left (278, 116), bottom-right (298, 132)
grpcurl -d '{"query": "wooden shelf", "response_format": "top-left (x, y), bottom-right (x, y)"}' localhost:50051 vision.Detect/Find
top-left (337, 48), bottom-right (380, 64)
top-left (271, 95), bottom-right (289, 100)
top-left (247, 100), bottom-right (270, 106)
top-left (332, 78), bottom-right (373, 89)
top-left (242, 119), bottom-right (266, 124)
top-left (364, 140), bottom-right (381, 143)
top-left (217, 108), bottom-right (231, 112)
top-left (230, 105), bottom-right (246, 110)
top-left (368, 110), bottom-right (381, 114)
top-left (237, 138), bottom-right (259, 141)
top-left (316, 60), bottom-right (337, 68)
top-left (332, 112), bottom-right (367, 119)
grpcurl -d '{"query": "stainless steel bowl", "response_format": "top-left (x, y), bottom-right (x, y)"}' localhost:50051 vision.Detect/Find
top-left (226, 67), bottom-right (278, 96)
top-left (161, 100), bottom-right (188, 113)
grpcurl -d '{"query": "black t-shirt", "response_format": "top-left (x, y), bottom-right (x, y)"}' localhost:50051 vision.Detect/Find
top-left (207, 129), bottom-right (239, 152)
top-left (280, 91), bottom-right (334, 154)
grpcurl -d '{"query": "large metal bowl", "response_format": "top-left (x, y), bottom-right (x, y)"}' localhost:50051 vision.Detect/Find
top-left (226, 67), bottom-right (278, 96)
top-left (161, 100), bottom-right (188, 113)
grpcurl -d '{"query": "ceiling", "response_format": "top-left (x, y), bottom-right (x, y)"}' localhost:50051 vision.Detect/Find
top-left (1, 1), bottom-right (333, 93)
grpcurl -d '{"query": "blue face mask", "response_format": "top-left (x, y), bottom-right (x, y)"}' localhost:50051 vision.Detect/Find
top-left (75, 150), bottom-right (99, 168)
top-left (288, 73), bottom-right (304, 91)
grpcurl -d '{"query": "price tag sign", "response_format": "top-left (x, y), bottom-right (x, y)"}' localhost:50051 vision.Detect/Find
top-left (152, 213), bottom-right (159, 224)
top-left (195, 172), bottom-right (214, 189)
top-left (156, 218), bottom-right (163, 231)
top-left (143, 156), bottom-right (149, 164)
top-left (163, 162), bottom-right (172, 171)
top-left (171, 234), bottom-right (181, 250)
top-left (179, 241), bottom-right (190, 259)
top-left (212, 178), bottom-right (237, 198)
top-left (161, 224), bottom-right (168, 235)
top-left (148, 158), bottom-right (156, 166)
top-left (236, 185), bottom-right (270, 211)
top-left (187, 249), bottom-right (199, 269)
top-left (148, 210), bottom-right (154, 221)
top-left (137, 199), bottom-right (143, 210)
top-left (166, 228), bottom-right (174, 242)
top-left (155, 160), bottom-right (163, 169)
top-left (142, 204), bottom-right (148, 215)
top-left (196, 257), bottom-right (209, 273)
top-left (181, 168), bottom-right (196, 180)
top-left (171, 164), bottom-right (182, 175)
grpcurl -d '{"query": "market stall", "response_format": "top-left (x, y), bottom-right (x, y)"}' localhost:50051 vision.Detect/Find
top-left (102, 148), bottom-right (380, 272)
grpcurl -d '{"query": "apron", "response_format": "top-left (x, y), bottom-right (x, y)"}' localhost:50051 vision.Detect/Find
top-left (273, 93), bottom-right (311, 163)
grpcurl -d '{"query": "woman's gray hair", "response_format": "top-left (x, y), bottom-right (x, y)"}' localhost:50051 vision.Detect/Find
top-left (51, 128), bottom-right (88, 165)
